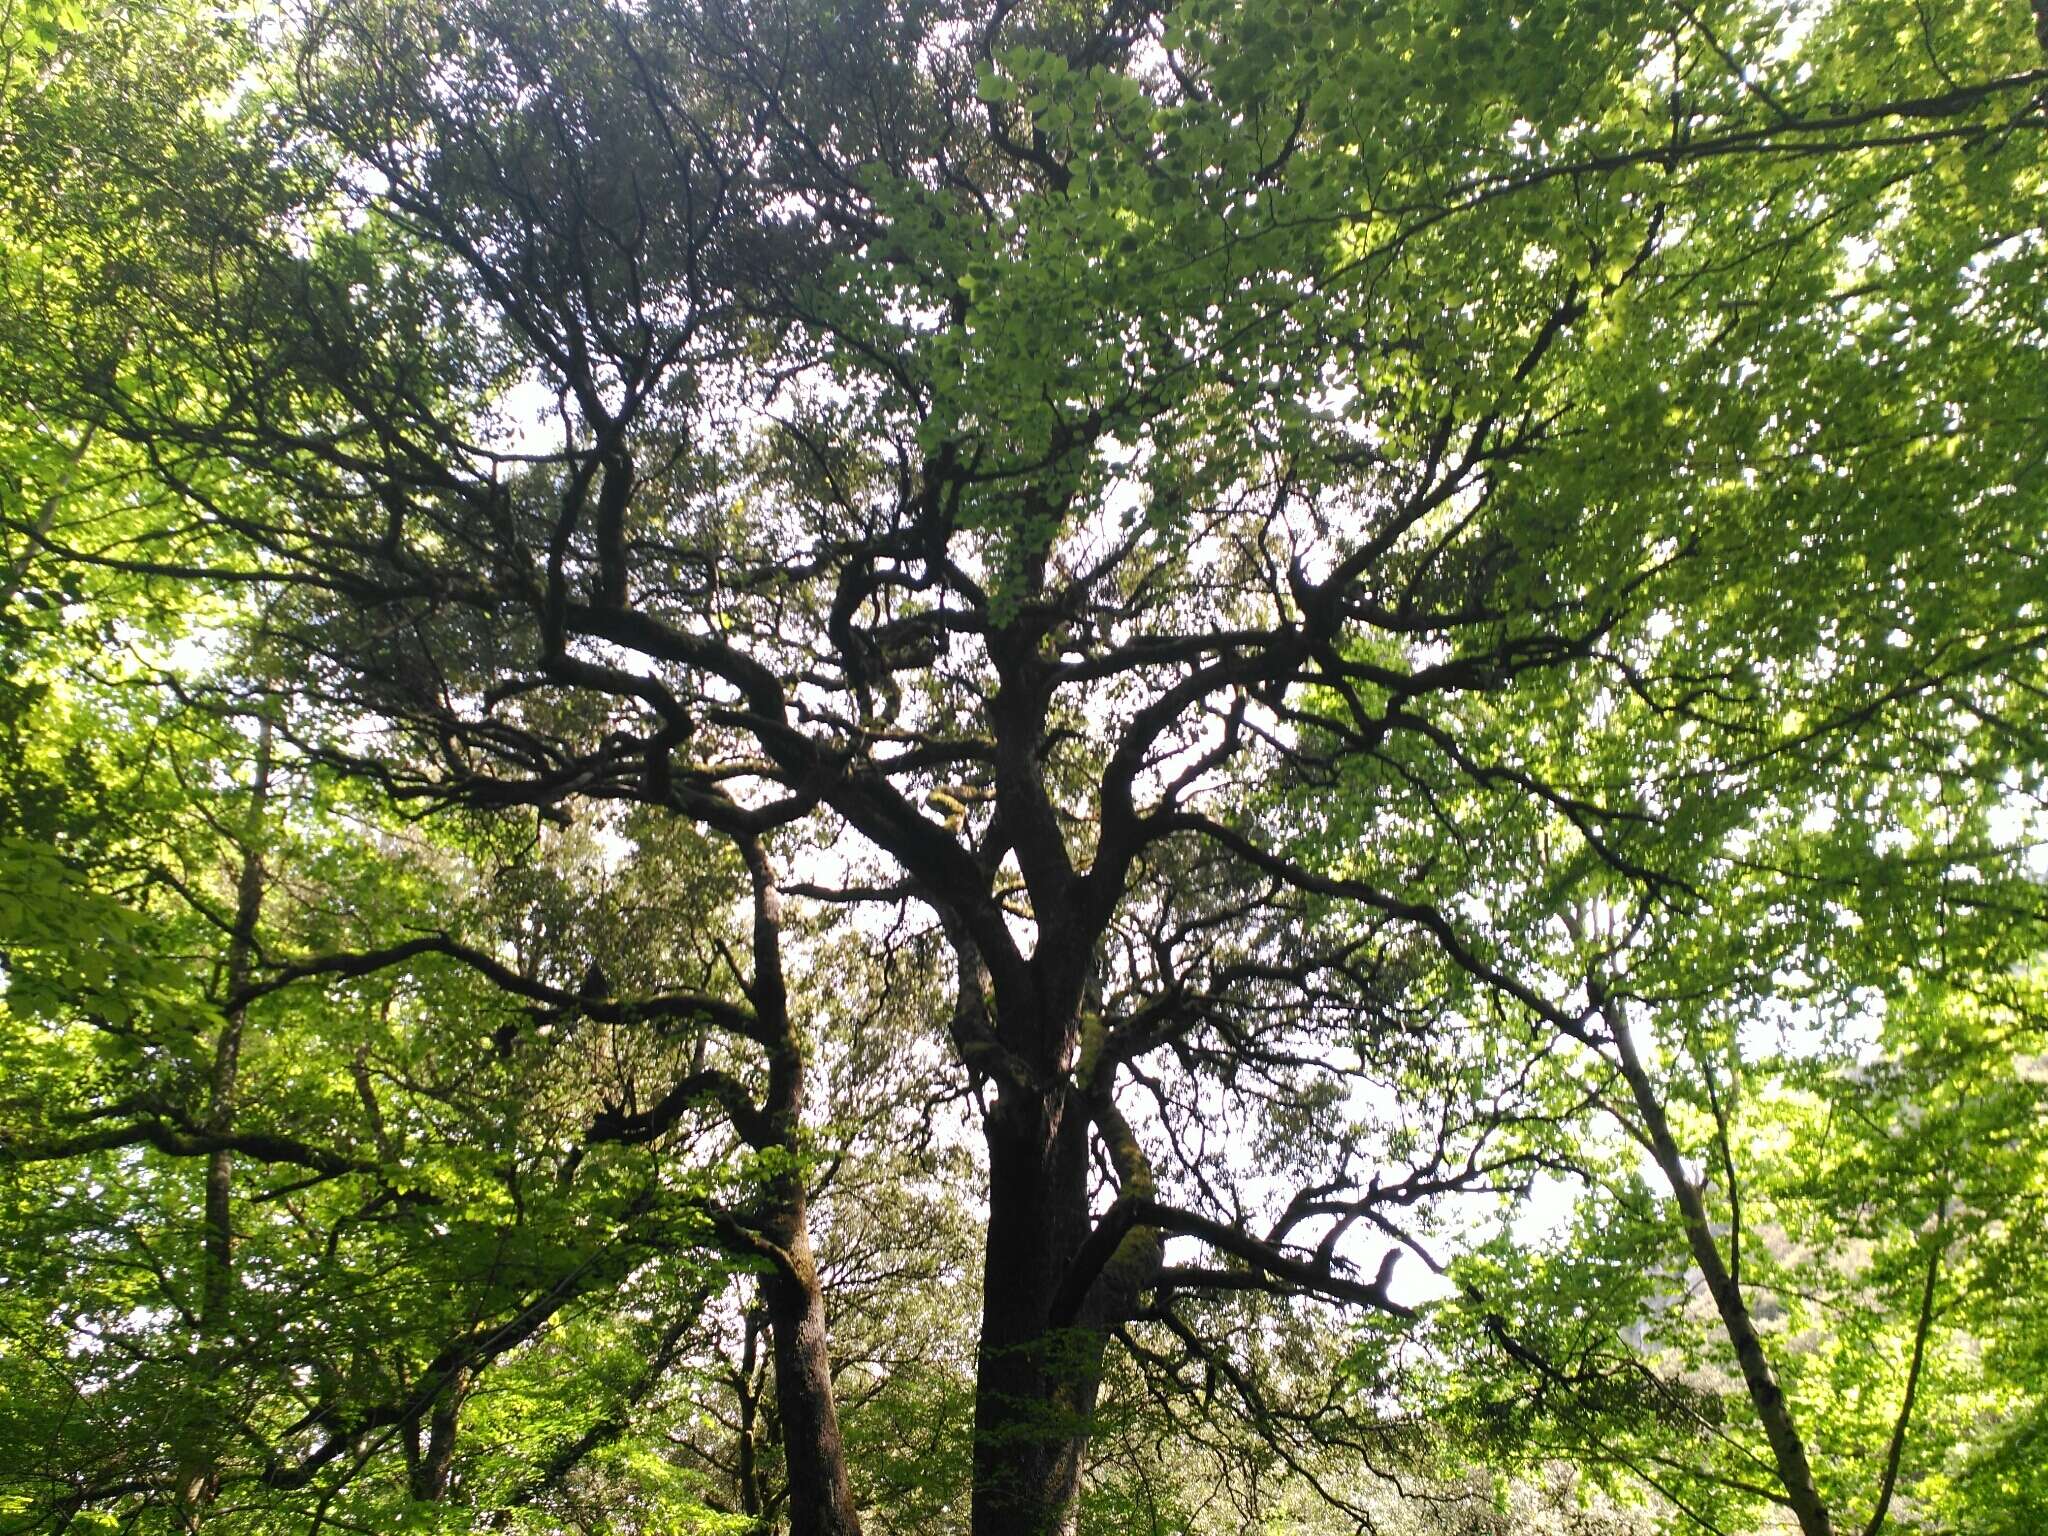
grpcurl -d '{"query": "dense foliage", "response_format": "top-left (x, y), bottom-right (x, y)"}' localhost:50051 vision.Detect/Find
top-left (2, 0), bottom-right (2045, 1532)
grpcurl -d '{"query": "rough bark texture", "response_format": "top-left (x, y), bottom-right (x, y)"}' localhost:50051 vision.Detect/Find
top-left (969, 993), bottom-right (1165, 1536)
top-left (973, 1082), bottom-right (1103, 1536)
top-left (744, 843), bottom-right (864, 1536)
top-left (761, 1210), bottom-right (862, 1536)
top-left (409, 1365), bottom-right (472, 1501)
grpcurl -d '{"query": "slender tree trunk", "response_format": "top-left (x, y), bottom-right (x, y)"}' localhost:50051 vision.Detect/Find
top-left (1862, 1203), bottom-right (1945, 1536)
top-left (1603, 995), bottom-right (1834, 1536)
top-left (737, 1303), bottom-right (766, 1520)
top-left (740, 840), bottom-right (863, 1536)
top-left (177, 718), bottom-right (273, 1529)
top-left (0, 421), bottom-right (94, 617)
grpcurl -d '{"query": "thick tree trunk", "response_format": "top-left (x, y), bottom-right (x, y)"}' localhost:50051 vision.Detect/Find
top-left (409, 1365), bottom-right (472, 1501)
top-left (760, 1201), bottom-right (863, 1536)
top-left (971, 1082), bottom-right (1109, 1536)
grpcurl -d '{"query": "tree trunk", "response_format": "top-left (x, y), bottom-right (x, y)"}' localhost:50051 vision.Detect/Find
top-left (1603, 995), bottom-right (1834, 1536)
top-left (760, 1197), bottom-right (862, 1536)
top-left (742, 840), bottom-right (863, 1536)
top-left (971, 1080), bottom-right (1109, 1536)
top-left (409, 1365), bottom-right (472, 1500)
top-left (737, 1302), bottom-right (766, 1520)
top-left (177, 719), bottom-right (272, 1530)
top-left (0, 421), bottom-right (94, 617)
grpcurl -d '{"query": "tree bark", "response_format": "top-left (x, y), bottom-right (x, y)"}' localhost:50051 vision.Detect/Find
top-left (0, 421), bottom-right (94, 617)
top-left (971, 1062), bottom-right (1139, 1536)
top-left (409, 1364), bottom-right (472, 1501)
top-left (740, 840), bottom-right (863, 1536)
top-left (1602, 993), bottom-right (1834, 1536)
top-left (1862, 1204), bottom-right (1945, 1536)
top-left (177, 718), bottom-right (272, 1529)
top-left (760, 1203), bottom-right (862, 1536)
top-left (737, 1303), bottom-right (766, 1520)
